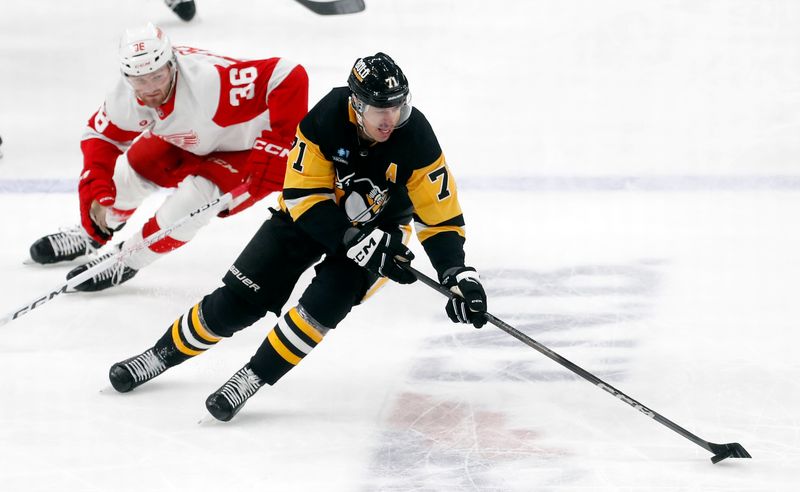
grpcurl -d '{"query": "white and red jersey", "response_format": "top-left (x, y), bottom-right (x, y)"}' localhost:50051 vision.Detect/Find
top-left (80, 47), bottom-right (307, 180)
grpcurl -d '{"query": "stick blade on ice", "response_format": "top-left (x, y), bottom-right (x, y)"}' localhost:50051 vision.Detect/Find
top-left (294, 0), bottom-right (365, 15)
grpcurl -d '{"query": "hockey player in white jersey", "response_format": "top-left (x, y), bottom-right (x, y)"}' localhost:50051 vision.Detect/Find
top-left (28, 23), bottom-right (308, 291)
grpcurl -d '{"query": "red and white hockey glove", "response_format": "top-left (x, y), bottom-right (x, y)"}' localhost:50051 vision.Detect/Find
top-left (78, 169), bottom-right (116, 244)
top-left (247, 151), bottom-right (286, 200)
top-left (221, 133), bottom-right (289, 217)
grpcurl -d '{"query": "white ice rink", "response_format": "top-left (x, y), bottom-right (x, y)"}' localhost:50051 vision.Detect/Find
top-left (1, 1), bottom-right (799, 490)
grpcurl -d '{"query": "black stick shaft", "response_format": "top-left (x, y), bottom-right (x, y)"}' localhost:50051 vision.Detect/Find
top-left (405, 264), bottom-right (717, 454)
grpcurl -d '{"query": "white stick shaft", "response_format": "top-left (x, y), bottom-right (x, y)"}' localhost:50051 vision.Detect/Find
top-left (0, 185), bottom-right (247, 327)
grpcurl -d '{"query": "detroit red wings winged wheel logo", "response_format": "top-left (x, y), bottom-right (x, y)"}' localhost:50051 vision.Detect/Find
top-left (161, 131), bottom-right (199, 148)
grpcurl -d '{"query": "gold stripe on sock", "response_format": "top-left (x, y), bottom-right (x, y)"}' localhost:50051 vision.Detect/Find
top-left (288, 308), bottom-right (323, 343)
top-left (171, 318), bottom-right (203, 356)
top-left (267, 329), bottom-right (301, 365)
top-left (190, 304), bottom-right (221, 343)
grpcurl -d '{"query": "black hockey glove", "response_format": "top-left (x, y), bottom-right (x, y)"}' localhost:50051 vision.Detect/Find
top-left (443, 266), bottom-right (487, 328)
top-left (343, 227), bottom-right (417, 284)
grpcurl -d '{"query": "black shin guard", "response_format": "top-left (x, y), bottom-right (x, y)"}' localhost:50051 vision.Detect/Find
top-left (200, 286), bottom-right (271, 338)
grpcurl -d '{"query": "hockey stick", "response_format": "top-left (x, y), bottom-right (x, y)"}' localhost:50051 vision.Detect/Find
top-left (293, 0), bottom-right (365, 15)
top-left (402, 263), bottom-right (751, 464)
top-left (0, 184), bottom-right (248, 328)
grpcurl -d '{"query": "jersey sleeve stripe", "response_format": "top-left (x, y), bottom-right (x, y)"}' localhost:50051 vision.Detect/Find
top-left (415, 224), bottom-right (466, 242)
top-left (266, 58), bottom-right (300, 99)
top-left (80, 131), bottom-right (133, 152)
top-left (285, 194), bottom-right (335, 221)
top-left (413, 214), bottom-right (466, 228)
top-left (282, 187), bottom-right (336, 199)
top-left (84, 107), bottom-right (142, 147)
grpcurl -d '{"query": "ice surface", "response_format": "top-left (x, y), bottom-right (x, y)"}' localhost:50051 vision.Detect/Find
top-left (1, 1), bottom-right (799, 490)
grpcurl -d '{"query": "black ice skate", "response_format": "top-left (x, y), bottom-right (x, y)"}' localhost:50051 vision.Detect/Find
top-left (66, 245), bottom-right (138, 292)
top-left (164, 0), bottom-right (196, 21)
top-left (29, 227), bottom-right (101, 264)
top-left (109, 348), bottom-right (168, 393)
top-left (205, 364), bottom-right (265, 421)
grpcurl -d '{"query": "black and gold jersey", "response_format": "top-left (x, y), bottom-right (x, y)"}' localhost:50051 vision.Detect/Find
top-left (279, 87), bottom-right (467, 277)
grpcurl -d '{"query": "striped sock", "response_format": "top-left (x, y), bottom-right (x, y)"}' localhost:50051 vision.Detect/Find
top-left (155, 302), bottom-right (222, 365)
top-left (250, 306), bottom-right (328, 385)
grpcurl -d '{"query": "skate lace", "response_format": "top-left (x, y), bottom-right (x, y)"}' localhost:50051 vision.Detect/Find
top-left (84, 251), bottom-right (130, 286)
top-left (218, 367), bottom-right (263, 407)
top-left (49, 227), bottom-right (96, 257)
top-left (126, 350), bottom-right (166, 383)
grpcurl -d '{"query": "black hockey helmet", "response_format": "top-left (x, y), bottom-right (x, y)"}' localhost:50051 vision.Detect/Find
top-left (348, 52), bottom-right (409, 108)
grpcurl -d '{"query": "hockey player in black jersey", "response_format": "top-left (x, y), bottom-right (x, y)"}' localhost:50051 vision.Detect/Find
top-left (108, 52), bottom-right (488, 421)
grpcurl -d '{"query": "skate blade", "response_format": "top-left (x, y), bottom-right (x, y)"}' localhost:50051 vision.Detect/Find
top-left (22, 253), bottom-right (100, 266)
top-left (197, 414), bottom-right (219, 425)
